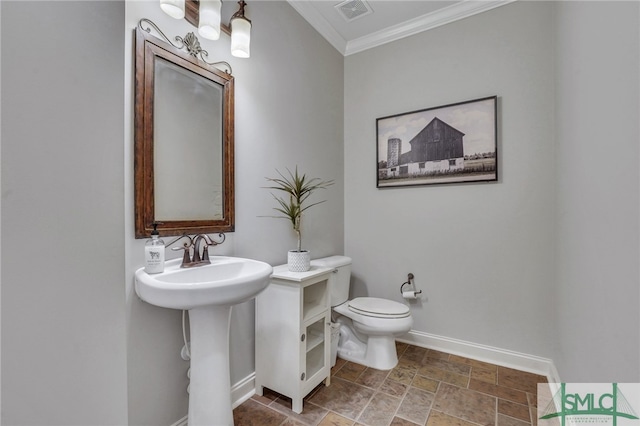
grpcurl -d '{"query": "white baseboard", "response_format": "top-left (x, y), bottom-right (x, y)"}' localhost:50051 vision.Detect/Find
top-left (231, 372), bottom-right (256, 409)
top-left (169, 415), bottom-right (188, 426)
top-left (397, 330), bottom-right (561, 383)
top-left (170, 373), bottom-right (256, 426)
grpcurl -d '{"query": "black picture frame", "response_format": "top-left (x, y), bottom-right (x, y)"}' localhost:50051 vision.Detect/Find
top-left (376, 96), bottom-right (498, 188)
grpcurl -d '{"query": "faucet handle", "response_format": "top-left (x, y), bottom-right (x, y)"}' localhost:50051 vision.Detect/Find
top-left (172, 243), bottom-right (193, 268)
top-left (201, 245), bottom-right (210, 263)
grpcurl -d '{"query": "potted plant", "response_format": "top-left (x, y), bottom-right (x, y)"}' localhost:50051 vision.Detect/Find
top-left (264, 167), bottom-right (334, 272)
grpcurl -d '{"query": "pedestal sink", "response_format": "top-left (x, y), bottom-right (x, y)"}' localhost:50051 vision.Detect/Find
top-left (135, 256), bottom-right (273, 426)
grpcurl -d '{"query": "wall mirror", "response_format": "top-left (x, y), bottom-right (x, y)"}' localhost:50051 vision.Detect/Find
top-left (135, 22), bottom-right (234, 238)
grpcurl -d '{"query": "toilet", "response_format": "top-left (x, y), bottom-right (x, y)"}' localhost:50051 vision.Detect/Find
top-left (310, 255), bottom-right (413, 370)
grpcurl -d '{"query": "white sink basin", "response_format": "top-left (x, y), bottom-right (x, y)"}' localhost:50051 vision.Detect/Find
top-left (135, 255), bottom-right (273, 425)
top-left (135, 256), bottom-right (273, 309)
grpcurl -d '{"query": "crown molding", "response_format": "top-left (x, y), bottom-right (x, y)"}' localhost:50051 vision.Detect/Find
top-left (345, 0), bottom-right (517, 55)
top-left (287, 0), bottom-right (517, 57)
top-left (287, 1), bottom-right (348, 54)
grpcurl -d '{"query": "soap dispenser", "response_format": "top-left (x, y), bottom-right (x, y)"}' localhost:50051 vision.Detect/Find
top-left (144, 223), bottom-right (165, 274)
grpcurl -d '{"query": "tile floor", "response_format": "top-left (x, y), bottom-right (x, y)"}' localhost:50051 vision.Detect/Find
top-left (233, 342), bottom-right (548, 426)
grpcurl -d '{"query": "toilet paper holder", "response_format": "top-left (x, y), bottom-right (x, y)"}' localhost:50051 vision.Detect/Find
top-left (400, 273), bottom-right (422, 297)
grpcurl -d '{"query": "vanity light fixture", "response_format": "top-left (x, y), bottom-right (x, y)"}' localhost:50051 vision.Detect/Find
top-left (160, 0), bottom-right (252, 58)
top-left (160, 0), bottom-right (186, 19)
top-left (198, 0), bottom-right (222, 40)
top-left (229, 1), bottom-right (251, 58)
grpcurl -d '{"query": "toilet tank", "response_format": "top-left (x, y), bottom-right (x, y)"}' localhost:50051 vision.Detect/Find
top-left (310, 256), bottom-right (352, 307)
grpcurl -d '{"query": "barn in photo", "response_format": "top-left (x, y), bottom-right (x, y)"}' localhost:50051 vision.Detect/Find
top-left (385, 117), bottom-right (465, 178)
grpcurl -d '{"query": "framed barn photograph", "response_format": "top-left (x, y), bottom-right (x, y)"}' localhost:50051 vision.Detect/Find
top-left (376, 96), bottom-right (498, 188)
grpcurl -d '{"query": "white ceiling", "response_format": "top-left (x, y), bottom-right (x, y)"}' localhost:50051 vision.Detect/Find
top-left (286, 0), bottom-right (516, 56)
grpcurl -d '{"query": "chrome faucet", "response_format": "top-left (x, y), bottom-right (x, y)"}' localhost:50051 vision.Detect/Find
top-left (167, 233), bottom-right (226, 268)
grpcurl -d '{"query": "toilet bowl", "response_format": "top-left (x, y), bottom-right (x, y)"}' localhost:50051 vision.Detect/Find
top-left (310, 256), bottom-right (413, 370)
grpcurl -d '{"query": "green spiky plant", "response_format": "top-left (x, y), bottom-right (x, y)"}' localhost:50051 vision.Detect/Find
top-left (264, 167), bottom-right (334, 253)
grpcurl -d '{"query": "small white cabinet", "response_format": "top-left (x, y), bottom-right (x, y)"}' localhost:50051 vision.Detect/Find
top-left (255, 265), bottom-right (332, 413)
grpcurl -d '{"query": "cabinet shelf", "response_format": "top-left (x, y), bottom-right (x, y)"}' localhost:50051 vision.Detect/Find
top-left (302, 280), bottom-right (328, 322)
top-left (303, 304), bottom-right (326, 323)
top-left (306, 326), bottom-right (324, 353)
top-left (306, 343), bottom-right (325, 380)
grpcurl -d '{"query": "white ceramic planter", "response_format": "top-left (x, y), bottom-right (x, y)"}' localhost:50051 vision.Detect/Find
top-left (288, 250), bottom-right (310, 272)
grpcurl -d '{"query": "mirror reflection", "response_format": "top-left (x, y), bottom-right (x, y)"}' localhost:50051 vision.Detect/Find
top-left (154, 57), bottom-right (224, 221)
top-left (135, 24), bottom-right (235, 238)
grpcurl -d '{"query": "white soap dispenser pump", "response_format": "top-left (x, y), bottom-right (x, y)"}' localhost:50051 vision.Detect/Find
top-left (144, 223), bottom-right (165, 274)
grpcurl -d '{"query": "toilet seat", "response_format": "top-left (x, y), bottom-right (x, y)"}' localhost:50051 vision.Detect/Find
top-left (348, 297), bottom-right (410, 319)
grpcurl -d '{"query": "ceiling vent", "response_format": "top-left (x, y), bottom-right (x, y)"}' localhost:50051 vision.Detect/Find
top-left (334, 0), bottom-right (373, 22)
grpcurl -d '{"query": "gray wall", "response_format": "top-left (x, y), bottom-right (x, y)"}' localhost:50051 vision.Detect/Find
top-left (345, 1), bottom-right (557, 358)
top-left (1, 1), bottom-right (343, 424)
top-left (344, 0), bottom-right (639, 380)
top-left (1, 1), bottom-right (128, 425)
top-left (124, 1), bottom-right (344, 425)
top-left (554, 1), bottom-right (639, 381)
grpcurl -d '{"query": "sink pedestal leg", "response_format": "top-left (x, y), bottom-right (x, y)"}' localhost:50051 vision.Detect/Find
top-left (188, 305), bottom-right (233, 426)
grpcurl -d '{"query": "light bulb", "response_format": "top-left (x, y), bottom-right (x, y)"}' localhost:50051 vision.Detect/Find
top-left (230, 17), bottom-right (251, 58)
top-left (198, 0), bottom-right (222, 41)
top-left (160, 0), bottom-right (185, 19)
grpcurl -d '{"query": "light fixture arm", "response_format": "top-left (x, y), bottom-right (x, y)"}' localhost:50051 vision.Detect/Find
top-left (230, 0), bottom-right (250, 24)
top-left (138, 18), bottom-right (233, 74)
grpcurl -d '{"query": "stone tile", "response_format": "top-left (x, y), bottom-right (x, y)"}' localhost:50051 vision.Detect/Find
top-left (423, 358), bottom-right (471, 376)
top-left (319, 412), bottom-right (356, 426)
top-left (529, 404), bottom-right (540, 426)
top-left (498, 413), bottom-right (531, 426)
top-left (425, 349), bottom-right (451, 361)
top-left (332, 358), bottom-right (348, 376)
top-left (357, 392), bottom-right (402, 426)
top-left (469, 378), bottom-right (529, 405)
top-left (308, 377), bottom-right (375, 420)
top-left (412, 375), bottom-right (440, 393)
top-left (498, 399), bottom-right (531, 423)
top-left (251, 387), bottom-right (280, 406)
top-left (336, 361), bottom-right (368, 382)
top-left (241, 344), bottom-right (549, 425)
top-left (379, 378), bottom-right (409, 398)
top-left (527, 393), bottom-right (540, 426)
top-left (471, 365), bottom-right (498, 385)
top-left (534, 382), bottom-right (554, 425)
top-left (391, 417), bottom-right (421, 426)
top-left (397, 355), bottom-right (424, 371)
top-left (388, 364), bottom-right (418, 385)
top-left (433, 382), bottom-right (496, 426)
top-left (396, 387), bottom-right (435, 425)
top-left (426, 410), bottom-right (480, 426)
top-left (448, 355), bottom-right (498, 372)
top-left (402, 345), bottom-right (428, 363)
top-left (497, 367), bottom-right (546, 394)
top-left (356, 367), bottom-right (390, 389)
top-left (233, 398), bottom-right (288, 426)
top-left (418, 365), bottom-right (469, 388)
top-left (396, 341), bottom-right (410, 356)
top-left (281, 418), bottom-right (308, 426)
top-left (306, 382), bottom-right (328, 401)
top-left (270, 397), bottom-right (329, 424)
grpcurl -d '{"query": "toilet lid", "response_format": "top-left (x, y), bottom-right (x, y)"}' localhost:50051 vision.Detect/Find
top-left (348, 297), bottom-right (410, 318)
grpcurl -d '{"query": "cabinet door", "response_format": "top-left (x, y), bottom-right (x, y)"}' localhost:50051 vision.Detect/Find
top-left (304, 316), bottom-right (328, 382)
top-left (255, 282), bottom-right (303, 397)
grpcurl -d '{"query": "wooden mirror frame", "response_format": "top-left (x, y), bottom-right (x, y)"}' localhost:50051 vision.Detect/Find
top-left (134, 25), bottom-right (235, 238)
